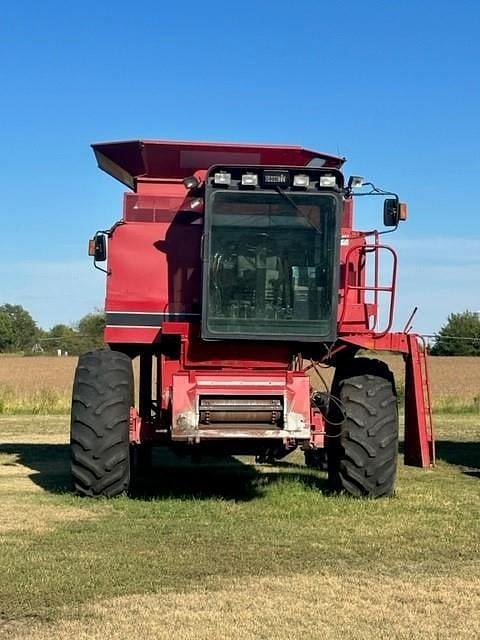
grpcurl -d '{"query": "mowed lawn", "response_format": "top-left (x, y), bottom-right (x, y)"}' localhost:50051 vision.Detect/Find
top-left (0, 415), bottom-right (479, 639)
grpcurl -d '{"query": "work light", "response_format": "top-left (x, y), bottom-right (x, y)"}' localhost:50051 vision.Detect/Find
top-left (347, 175), bottom-right (364, 189)
top-left (183, 175), bottom-right (201, 190)
top-left (214, 172), bottom-right (231, 186)
top-left (319, 175), bottom-right (336, 187)
top-left (241, 173), bottom-right (258, 186)
top-left (293, 174), bottom-right (310, 188)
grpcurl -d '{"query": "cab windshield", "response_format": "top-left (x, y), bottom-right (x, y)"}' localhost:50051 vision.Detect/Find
top-left (203, 190), bottom-right (338, 340)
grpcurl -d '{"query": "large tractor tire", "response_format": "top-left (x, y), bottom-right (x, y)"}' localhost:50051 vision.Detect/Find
top-left (327, 358), bottom-right (398, 498)
top-left (70, 349), bottom-right (133, 497)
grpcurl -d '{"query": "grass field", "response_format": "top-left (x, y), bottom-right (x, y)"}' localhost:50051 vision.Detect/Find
top-left (0, 354), bottom-right (479, 414)
top-left (0, 414), bottom-right (479, 639)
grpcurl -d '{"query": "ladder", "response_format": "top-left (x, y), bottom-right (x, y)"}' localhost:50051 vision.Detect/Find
top-left (404, 333), bottom-right (435, 467)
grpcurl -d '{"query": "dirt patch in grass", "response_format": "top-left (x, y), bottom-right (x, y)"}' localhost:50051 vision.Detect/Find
top-left (0, 495), bottom-right (97, 534)
top-left (3, 572), bottom-right (479, 640)
top-left (0, 415), bottom-right (68, 442)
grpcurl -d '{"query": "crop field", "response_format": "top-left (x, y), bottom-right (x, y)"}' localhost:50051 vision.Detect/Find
top-left (0, 413), bottom-right (479, 639)
top-left (0, 354), bottom-right (479, 414)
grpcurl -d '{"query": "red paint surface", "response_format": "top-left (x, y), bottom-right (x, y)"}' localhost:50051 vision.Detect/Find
top-left (92, 139), bottom-right (345, 187)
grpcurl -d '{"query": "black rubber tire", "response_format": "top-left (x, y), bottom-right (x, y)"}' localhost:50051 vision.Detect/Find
top-left (70, 349), bottom-right (133, 497)
top-left (327, 358), bottom-right (398, 498)
top-left (304, 449), bottom-right (328, 471)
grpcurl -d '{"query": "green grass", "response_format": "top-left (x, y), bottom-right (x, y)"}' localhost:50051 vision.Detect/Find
top-left (0, 414), bottom-right (479, 639)
top-left (434, 395), bottom-right (480, 414)
top-left (0, 386), bottom-right (70, 415)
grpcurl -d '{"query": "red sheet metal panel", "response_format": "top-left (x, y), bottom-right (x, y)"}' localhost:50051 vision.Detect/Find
top-left (170, 371), bottom-right (311, 442)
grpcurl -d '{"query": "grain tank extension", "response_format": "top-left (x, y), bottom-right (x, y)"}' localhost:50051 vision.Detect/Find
top-left (71, 139), bottom-right (434, 498)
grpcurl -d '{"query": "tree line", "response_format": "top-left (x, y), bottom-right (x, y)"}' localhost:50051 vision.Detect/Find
top-left (0, 303), bottom-right (478, 356)
top-left (0, 304), bottom-right (105, 355)
top-left (429, 310), bottom-right (480, 356)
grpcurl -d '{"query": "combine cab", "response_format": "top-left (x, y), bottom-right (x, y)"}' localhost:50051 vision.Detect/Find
top-left (71, 139), bottom-right (434, 498)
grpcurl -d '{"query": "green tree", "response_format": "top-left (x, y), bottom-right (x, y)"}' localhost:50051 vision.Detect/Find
top-left (0, 304), bottom-right (38, 352)
top-left (45, 324), bottom-right (80, 354)
top-left (0, 312), bottom-right (15, 352)
top-left (78, 313), bottom-right (105, 351)
top-left (431, 310), bottom-right (480, 356)
top-left (42, 313), bottom-right (105, 355)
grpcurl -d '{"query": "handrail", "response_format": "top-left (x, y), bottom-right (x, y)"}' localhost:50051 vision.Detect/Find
top-left (339, 239), bottom-right (398, 337)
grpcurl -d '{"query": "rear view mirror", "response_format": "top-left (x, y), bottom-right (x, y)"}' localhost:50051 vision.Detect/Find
top-left (383, 198), bottom-right (399, 227)
top-left (88, 234), bottom-right (107, 262)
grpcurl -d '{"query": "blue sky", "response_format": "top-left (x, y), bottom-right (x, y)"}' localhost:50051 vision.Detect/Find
top-left (1, 0), bottom-right (479, 333)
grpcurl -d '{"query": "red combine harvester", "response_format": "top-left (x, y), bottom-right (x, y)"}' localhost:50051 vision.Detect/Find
top-left (71, 139), bottom-right (434, 498)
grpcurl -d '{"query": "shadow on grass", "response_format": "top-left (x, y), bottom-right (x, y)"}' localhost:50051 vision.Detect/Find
top-left (435, 440), bottom-right (480, 471)
top-left (0, 443), bottom-right (328, 500)
top-left (0, 443), bottom-right (71, 492)
top-left (399, 439), bottom-right (479, 475)
top-left (464, 471), bottom-right (480, 479)
top-left (3, 438), bottom-right (477, 499)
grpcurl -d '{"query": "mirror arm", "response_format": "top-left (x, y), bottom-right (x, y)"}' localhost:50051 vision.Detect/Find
top-left (349, 184), bottom-right (399, 201)
top-left (94, 257), bottom-right (109, 275)
top-left (90, 221), bottom-right (125, 275)
top-left (346, 183), bottom-right (402, 234)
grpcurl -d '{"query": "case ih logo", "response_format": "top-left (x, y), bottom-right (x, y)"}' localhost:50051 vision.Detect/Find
top-left (262, 170), bottom-right (290, 186)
